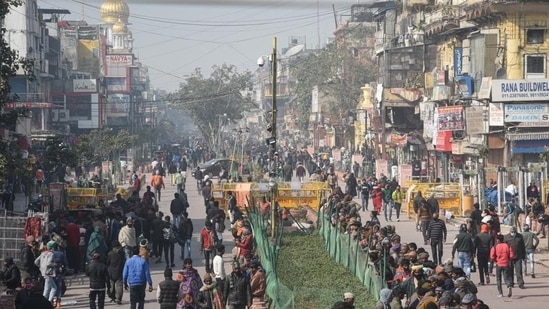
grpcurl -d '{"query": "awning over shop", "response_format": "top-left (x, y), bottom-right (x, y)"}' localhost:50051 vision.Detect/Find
top-left (511, 139), bottom-right (549, 154)
top-left (507, 132), bottom-right (549, 141)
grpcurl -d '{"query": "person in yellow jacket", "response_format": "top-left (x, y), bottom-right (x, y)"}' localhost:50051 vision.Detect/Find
top-left (392, 185), bottom-right (404, 222)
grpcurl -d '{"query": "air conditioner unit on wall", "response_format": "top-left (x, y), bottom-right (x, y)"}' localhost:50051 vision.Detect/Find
top-left (58, 110), bottom-right (70, 122)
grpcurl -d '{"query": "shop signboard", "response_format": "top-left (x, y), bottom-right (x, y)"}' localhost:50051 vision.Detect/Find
top-left (504, 103), bottom-right (549, 122)
top-left (492, 79), bottom-right (549, 102)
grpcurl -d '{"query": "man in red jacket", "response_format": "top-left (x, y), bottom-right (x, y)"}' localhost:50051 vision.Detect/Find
top-left (65, 220), bottom-right (81, 273)
top-left (490, 234), bottom-right (515, 298)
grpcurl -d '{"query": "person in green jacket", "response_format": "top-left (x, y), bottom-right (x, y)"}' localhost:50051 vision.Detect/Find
top-left (452, 224), bottom-right (475, 278)
top-left (391, 185), bottom-right (403, 222)
top-left (382, 184), bottom-right (394, 222)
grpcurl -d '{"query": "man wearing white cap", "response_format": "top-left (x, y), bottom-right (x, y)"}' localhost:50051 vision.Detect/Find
top-left (343, 292), bottom-right (355, 307)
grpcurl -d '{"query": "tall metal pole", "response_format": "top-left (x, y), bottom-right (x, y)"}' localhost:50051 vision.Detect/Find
top-left (270, 37), bottom-right (278, 239)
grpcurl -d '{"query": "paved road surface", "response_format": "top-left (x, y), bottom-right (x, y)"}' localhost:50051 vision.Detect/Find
top-left (59, 174), bottom-right (549, 308)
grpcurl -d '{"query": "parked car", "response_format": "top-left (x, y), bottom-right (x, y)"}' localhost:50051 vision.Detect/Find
top-left (199, 158), bottom-right (239, 178)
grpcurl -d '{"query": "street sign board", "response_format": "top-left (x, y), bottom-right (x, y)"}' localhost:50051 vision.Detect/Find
top-left (504, 103), bottom-right (549, 122)
top-left (492, 79), bottom-right (549, 102)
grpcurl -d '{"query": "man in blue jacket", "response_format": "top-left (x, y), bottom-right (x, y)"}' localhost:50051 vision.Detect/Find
top-left (123, 247), bottom-right (153, 309)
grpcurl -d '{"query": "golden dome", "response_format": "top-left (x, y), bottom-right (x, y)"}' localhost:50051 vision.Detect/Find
top-left (112, 19), bottom-right (128, 34)
top-left (100, 0), bottom-right (130, 24)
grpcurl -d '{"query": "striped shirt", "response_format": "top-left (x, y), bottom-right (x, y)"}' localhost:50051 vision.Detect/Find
top-left (427, 219), bottom-right (447, 241)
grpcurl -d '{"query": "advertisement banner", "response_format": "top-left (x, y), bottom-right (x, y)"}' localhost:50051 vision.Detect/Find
top-left (437, 106), bottom-right (464, 131)
top-left (491, 79), bottom-right (549, 102)
top-left (376, 159), bottom-right (388, 180)
top-left (73, 79), bottom-right (97, 92)
top-left (398, 164), bottom-right (413, 185)
top-left (77, 39), bottom-right (100, 73)
top-left (390, 133), bottom-right (408, 147)
top-left (454, 47), bottom-right (463, 76)
top-left (504, 103), bottom-right (549, 122)
top-left (489, 103), bottom-right (504, 126)
top-left (107, 94), bottom-right (130, 113)
top-left (465, 106), bottom-right (486, 135)
top-left (436, 131), bottom-right (452, 152)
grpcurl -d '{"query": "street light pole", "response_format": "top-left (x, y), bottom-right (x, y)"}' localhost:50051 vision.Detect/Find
top-left (269, 37), bottom-right (278, 239)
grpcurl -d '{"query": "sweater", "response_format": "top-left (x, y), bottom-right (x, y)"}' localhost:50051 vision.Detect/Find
top-left (86, 260), bottom-right (110, 291)
top-left (118, 225), bottom-right (136, 248)
top-left (490, 242), bottom-right (515, 267)
top-left (426, 219), bottom-right (446, 241)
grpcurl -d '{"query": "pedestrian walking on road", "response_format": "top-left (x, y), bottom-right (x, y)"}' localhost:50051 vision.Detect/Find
top-left (106, 240), bottom-right (126, 304)
top-left (151, 170), bottom-right (166, 202)
top-left (122, 247), bottom-right (153, 309)
top-left (391, 185), bottom-right (403, 222)
top-left (200, 221), bottom-right (218, 273)
top-left (156, 268), bottom-right (179, 309)
top-left (522, 224), bottom-right (539, 278)
top-left (504, 226), bottom-right (526, 289)
top-left (119, 218), bottom-right (137, 260)
top-left (490, 234), bottom-right (515, 297)
top-left (196, 273), bottom-right (224, 309)
top-left (86, 253), bottom-right (111, 309)
top-left (427, 212), bottom-right (447, 265)
top-left (161, 216), bottom-right (176, 269)
top-left (176, 258), bottom-right (203, 309)
top-left (474, 224), bottom-right (493, 286)
top-left (178, 211), bottom-right (193, 260)
top-left (170, 193), bottom-right (186, 229)
top-left (223, 261), bottom-right (252, 309)
top-left (418, 201), bottom-right (432, 245)
top-left (452, 224), bottom-right (475, 278)
top-left (212, 244), bottom-right (226, 289)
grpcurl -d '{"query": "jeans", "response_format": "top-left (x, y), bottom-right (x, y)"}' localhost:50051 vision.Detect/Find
top-left (204, 249), bottom-right (213, 273)
top-left (55, 276), bottom-right (63, 301)
top-left (172, 215), bottom-right (181, 230)
top-left (179, 238), bottom-right (191, 259)
top-left (154, 186), bottom-right (162, 201)
top-left (383, 200), bottom-right (393, 221)
top-left (361, 195), bottom-right (369, 211)
top-left (457, 251), bottom-right (472, 277)
top-left (508, 259), bottom-right (524, 287)
top-left (110, 279), bottom-right (123, 301)
top-left (525, 249), bottom-right (535, 274)
top-left (430, 238), bottom-right (444, 265)
top-left (163, 241), bottom-right (174, 267)
top-left (393, 203), bottom-right (401, 220)
top-left (43, 276), bottom-right (57, 302)
top-left (420, 220), bottom-right (431, 244)
top-left (90, 290), bottom-right (106, 309)
top-left (477, 252), bottom-right (490, 284)
top-left (129, 285), bottom-right (146, 309)
top-left (496, 265), bottom-right (512, 295)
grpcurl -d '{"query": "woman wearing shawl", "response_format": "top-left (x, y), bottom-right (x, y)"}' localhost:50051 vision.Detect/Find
top-left (196, 273), bottom-right (224, 309)
top-left (375, 288), bottom-right (393, 309)
top-left (176, 258), bottom-right (203, 309)
top-left (86, 226), bottom-right (108, 263)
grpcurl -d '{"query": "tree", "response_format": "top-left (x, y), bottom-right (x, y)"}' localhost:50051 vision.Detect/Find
top-left (42, 136), bottom-right (79, 180)
top-left (291, 41), bottom-right (375, 132)
top-left (75, 128), bottom-right (137, 166)
top-left (0, 0), bottom-right (35, 184)
top-left (169, 64), bottom-right (253, 149)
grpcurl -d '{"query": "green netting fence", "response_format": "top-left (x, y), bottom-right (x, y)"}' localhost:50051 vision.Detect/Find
top-left (319, 209), bottom-right (385, 301)
top-left (247, 206), bottom-right (295, 309)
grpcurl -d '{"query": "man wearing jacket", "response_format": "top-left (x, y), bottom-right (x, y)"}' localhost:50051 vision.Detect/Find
top-left (156, 268), bottom-right (179, 309)
top-left (106, 240), bottom-right (126, 304)
top-left (490, 234), bottom-right (515, 297)
top-left (223, 261), bottom-right (252, 309)
top-left (522, 224), bottom-right (539, 278)
top-left (119, 218), bottom-right (137, 260)
top-left (178, 212), bottom-right (193, 260)
top-left (504, 226), bottom-right (526, 289)
top-left (123, 247), bottom-right (153, 309)
top-left (86, 253), bottom-right (111, 309)
top-left (426, 212), bottom-right (447, 265)
top-left (452, 224), bottom-right (475, 278)
top-left (474, 224), bottom-right (494, 285)
top-left (19, 236), bottom-right (39, 283)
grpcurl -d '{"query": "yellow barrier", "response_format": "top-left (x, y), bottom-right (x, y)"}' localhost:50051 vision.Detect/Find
top-left (210, 181), bottom-right (332, 212)
top-left (405, 182), bottom-right (462, 218)
top-left (66, 188), bottom-right (109, 210)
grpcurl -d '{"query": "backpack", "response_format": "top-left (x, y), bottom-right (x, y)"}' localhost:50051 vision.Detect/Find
top-left (154, 176), bottom-right (162, 187)
top-left (216, 217), bottom-right (226, 233)
top-left (162, 225), bottom-right (175, 242)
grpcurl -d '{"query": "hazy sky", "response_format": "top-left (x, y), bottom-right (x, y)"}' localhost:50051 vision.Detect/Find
top-left (41, 0), bottom-right (364, 92)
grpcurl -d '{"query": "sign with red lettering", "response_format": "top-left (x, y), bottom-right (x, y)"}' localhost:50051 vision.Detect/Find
top-left (106, 54), bottom-right (133, 66)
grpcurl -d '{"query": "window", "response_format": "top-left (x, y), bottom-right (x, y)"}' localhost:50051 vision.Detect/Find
top-left (524, 54), bottom-right (546, 79)
top-left (527, 29), bottom-right (545, 44)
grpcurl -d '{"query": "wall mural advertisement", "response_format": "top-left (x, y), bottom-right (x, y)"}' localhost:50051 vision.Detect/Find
top-left (436, 106), bottom-right (464, 131)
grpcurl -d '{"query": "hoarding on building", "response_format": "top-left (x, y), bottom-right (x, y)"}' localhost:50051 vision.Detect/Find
top-left (492, 79), bottom-right (549, 102)
top-left (437, 106), bottom-right (464, 131)
top-left (73, 79), bottom-right (97, 92)
top-left (78, 39), bottom-right (100, 73)
top-left (489, 103), bottom-right (504, 126)
top-left (504, 103), bottom-right (549, 122)
top-left (107, 94), bottom-right (130, 113)
top-left (465, 106), bottom-right (486, 135)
